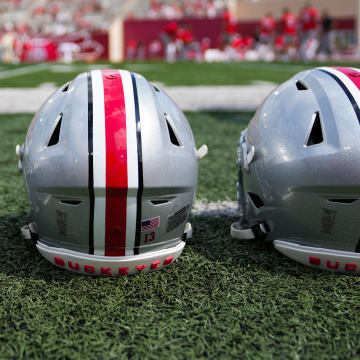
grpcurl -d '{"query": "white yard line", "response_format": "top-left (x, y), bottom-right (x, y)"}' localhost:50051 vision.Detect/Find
top-left (0, 63), bottom-right (50, 79)
top-left (235, 63), bottom-right (308, 72)
top-left (49, 64), bottom-right (112, 73)
top-left (192, 200), bottom-right (238, 217)
top-left (164, 84), bottom-right (275, 111)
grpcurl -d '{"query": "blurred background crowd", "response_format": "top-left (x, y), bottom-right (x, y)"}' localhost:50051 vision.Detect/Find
top-left (143, 3), bottom-right (336, 63)
top-left (0, 0), bottom-right (357, 64)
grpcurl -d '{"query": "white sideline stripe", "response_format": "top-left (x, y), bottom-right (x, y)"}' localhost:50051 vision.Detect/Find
top-left (49, 64), bottom-right (112, 73)
top-left (0, 63), bottom-right (50, 79)
top-left (91, 70), bottom-right (106, 255)
top-left (119, 69), bottom-right (138, 256)
top-left (320, 67), bottom-right (360, 109)
top-left (0, 84), bottom-right (277, 113)
top-left (192, 201), bottom-right (238, 217)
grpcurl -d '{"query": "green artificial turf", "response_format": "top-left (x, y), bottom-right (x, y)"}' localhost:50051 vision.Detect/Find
top-left (0, 60), bottom-right (359, 88)
top-left (1, 113), bottom-right (360, 359)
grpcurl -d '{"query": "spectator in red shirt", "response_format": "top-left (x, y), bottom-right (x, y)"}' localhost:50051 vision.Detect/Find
top-left (160, 21), bottom-right (179, 61)
top-left (183, 27), bottom-right (194, 45)
top-left (281, 7), bottom-right (298, 56)
top-left (281, 7), bottom-right (297, 37)
top-left (300, 2), bottom-right (319, 35)
top-left (274, 34), bottom-right (285, 54)
top-left (163, 21), bottom-right (178, 40)
top-left (259, 12), bottom-right (277, 44)
top-left (126, 40), bottom-right (137, 60)
top-left (299, 2), bottom-right (320, 60)
top-left (223, 10), bottom-right (237, 40)
top-left (175, 24), bottom-right (194, 60)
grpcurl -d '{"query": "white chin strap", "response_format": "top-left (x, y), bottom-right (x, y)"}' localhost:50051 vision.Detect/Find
top-left (230, 221), bottom-right (268, 240)
top-left (21, 223), bottom-right (38, 240)
top-left (196, 144), bottom-right (208, 161)
top-left (184, 222), bottom-right (192, 239)
top-left (16, 144), bottom-right (24, 172)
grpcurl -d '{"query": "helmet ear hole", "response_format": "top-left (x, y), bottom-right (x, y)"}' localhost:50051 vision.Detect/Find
top-left (164, 113), bottom-right (181, 146)
top-left (248, 192), bottom-right (264, 209)
top-left (150, 199), bottom-right (170, 205)
top-left (153, 83), bottom-right (160, 92)
top-left (355, 238), bottom-right (360, 253)
top-left (306, 112), bottom-right (323, 146)
top-left (296, 80), bottom-right (308, 91)
top-left (328, 199), bottom-right (357, 204)
top-left (47, 114), bottom-right (63, 147)
top-left (59, 200), bottom-right (82, 206)
top-left (62, 83), bottom-right (70, 92)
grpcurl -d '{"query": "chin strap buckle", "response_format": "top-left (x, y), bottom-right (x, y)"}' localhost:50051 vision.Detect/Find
top-left (21, 223), bottom-right (38, 241)
top-left (16, 144), bottom-right (24, 172)
top-left (197, 145), bottom-right (208, 161)
top-left (183, 222), bottom-right (192, 239)
top-left (231, 222), bottom-right (268, 240)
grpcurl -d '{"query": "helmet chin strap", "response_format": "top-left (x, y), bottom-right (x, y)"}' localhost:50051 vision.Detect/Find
top-left (16, 144), bottom-right (24, 172)
top-left (231, 221), bottom-right (268, 240)
top-left (184, 222), bottom-right (192, 239)
top-left (232, 129), bottom-right (268, 240)
top-left (21, 223), bottom-right (38, 241)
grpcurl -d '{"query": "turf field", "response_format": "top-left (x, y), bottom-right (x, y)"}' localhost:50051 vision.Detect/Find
top-left (1, 107), bottom-right (360, 359)
top-left (1, 60), bottom-right (360, 88)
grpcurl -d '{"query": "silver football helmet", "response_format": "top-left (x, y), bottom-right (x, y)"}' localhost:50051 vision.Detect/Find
top-left (231, 66), bottom-right (360, 273)
top-left (17, 69), bottom-right (207, 275)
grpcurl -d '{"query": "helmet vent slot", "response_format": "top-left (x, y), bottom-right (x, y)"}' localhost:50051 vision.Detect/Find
top-left (306, 112), bottom-right (323, 146)
top-left (355, 239), bottom-right (360, 253)
top-left (328, 199), bottom-right (357, 204)
top-left (47, 114), bottom-right (62, 147)
top-left (150, 199), bottom-right (170, 205)
top-left (248, 192), bottom-right (264, 209)
top-left (62, 83), bottom-right (70, 92)
top-left (164, 113), bottom-right (181, 146)
top-left (296, 80), bottom-right (308, 91)
top-left (153, 84), bottom-right (160, 92)
top-left (60, 200), bottom-right (82, 206)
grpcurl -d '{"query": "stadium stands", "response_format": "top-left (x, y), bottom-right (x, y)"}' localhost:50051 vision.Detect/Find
top-left (145, 0), bottom-right (226, 19)
top-left (0, 0), bottom-right (126, 34)
top-left (0, 0), bottom-right (357, 63)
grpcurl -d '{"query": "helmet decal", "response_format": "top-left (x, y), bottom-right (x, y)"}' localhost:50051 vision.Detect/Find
top-left (318, 67), bottom-right (360, 124)
top-left (87, 72), bottom-right (95, 255)
top-left (90, 69), bottom-right (143, 257)
top-left (130, 72), bottom-right (144, 256)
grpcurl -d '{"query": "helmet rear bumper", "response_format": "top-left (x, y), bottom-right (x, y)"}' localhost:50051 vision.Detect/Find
top-left (36, 240), bottom-right (185, 276)
top-left (274, 240), bottom-right (360, 274)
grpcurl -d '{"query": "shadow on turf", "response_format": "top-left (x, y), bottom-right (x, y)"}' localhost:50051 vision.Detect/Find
top-left (0, 213), bottom-right (91, 281)
top-left (187, 215), bottom-right (345, 278)
top-left (0, 213), bottom-right (339, 280)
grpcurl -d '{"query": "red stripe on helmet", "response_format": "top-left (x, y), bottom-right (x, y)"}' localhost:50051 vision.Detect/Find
top-left (334, 67), bottom-right (360, 91)
top-left (102, 70), bottom-right (127, 256)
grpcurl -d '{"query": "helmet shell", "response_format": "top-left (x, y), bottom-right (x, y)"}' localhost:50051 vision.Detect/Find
top-left (21, 70), bottom-right (198, 274)
top-left (243, 67), bottom-right (360, 252)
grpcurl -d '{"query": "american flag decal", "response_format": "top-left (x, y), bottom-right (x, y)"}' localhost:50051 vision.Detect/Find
top-left (141, 216), bottom-right (160, 232)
